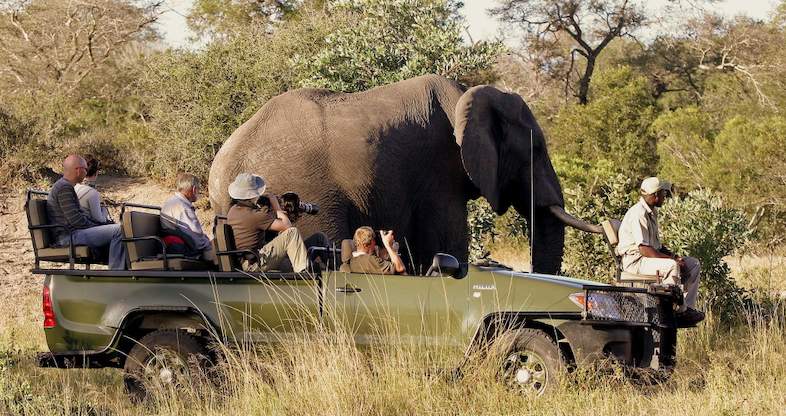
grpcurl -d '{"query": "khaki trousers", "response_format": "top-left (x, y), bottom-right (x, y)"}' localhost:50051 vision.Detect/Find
top-left (243, 227), bottom-right (309, 273)
top-left (628, 256), bottom-right (701, 312)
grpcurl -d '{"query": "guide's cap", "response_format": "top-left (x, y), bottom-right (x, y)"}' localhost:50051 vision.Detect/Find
top-left (640, 177), bottom-right (672, 196)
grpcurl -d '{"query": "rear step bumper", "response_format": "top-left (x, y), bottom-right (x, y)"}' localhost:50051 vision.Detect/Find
top-left (37, 351), bottom-right (119, 369)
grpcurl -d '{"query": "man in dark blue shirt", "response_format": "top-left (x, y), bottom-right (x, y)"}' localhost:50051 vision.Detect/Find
top-left (47, 155), bottom-right (127, 269)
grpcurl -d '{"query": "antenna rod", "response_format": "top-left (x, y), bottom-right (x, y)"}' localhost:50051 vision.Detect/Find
top-left (530, 129), bottom-right (534, 273)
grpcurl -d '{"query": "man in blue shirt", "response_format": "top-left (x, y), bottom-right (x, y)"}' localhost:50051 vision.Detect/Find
top-left (160, 173), bottom-right (217, 264)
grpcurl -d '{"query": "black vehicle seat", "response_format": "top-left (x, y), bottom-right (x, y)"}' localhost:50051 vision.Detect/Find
top-left (25, 190), bottom-right (97, 269)
top-left (601, 219), bottom-right (660, 286)
top-left (121, 207), bottom-right (209, 271)
top-left (214, 221), bottom-right (241, 272)
top-left (212, 216), bottom-right (261, 272)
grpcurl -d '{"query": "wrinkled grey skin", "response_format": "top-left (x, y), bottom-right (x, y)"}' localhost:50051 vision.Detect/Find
top-left (209, 75), bottom-right (600, 274)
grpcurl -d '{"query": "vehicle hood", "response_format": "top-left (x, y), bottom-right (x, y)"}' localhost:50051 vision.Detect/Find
top-left (466, 265), bottom-right (608, 315)
top-left (473, 266), bottom-right (606, 289)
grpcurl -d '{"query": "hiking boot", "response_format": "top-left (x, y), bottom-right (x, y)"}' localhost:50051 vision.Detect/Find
top-left (675, 308), bottom-right (705, 326)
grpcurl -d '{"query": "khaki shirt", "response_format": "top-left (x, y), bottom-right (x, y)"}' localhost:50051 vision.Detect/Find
top-left (346, 252), bottom-right (395, 275)
top-left (227, 203), bottom-right (275, 252)
top-left (617, 198), bottom-right (662, 270)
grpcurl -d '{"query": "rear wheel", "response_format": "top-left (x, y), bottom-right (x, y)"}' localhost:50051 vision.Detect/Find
top-left (497, 329), bottom-right (566, 395)
top-left (123, 329), bottom-right (212, 403)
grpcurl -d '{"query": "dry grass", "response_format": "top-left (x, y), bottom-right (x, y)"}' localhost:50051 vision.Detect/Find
top-left (2, 186), bottom-right (786, 415)
top-left (728, 254), bottom-right (786, 298)
top-left (3, 274), bottom-right (786, 415)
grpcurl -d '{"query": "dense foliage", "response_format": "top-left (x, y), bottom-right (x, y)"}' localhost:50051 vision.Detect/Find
top-left (294, 0), bottom-right (501, 92)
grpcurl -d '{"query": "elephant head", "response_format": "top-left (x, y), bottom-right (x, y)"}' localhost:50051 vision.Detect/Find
top-left (454, 85), bottom-right (602, 274)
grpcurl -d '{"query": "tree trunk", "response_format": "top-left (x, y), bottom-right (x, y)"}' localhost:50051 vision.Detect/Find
top-left (577, 54), bottom-right (597, 105)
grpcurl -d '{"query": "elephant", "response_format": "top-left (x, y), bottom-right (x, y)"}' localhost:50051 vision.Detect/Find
top-left (208, 74), bottom-right (602, 275)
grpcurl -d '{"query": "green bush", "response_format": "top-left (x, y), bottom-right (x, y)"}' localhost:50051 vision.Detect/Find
top-left (294, 0), bottom-right (502, 92)
top-left (467, 198), bottom-right (496, 262)
top-left (660, 190), bottom-right (750, 319)
top-left (561, 173), bottom-right (635, 282)
top-left (651, 106), bottom-right (717, 191)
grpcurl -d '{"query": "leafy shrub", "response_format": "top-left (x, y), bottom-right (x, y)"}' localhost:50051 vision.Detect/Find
top-left (467, 198), bottom-right (532, 264)
top-left (293, 0), bottom-right (502, 92)
top-left (467, 198), bottom-right (496, 262)
top-left (651, 106), bottom-right (717, 191)
top-left (561, 172), bottom-right (635, 282)
top-left (660, 190), bottom-right (750, 319)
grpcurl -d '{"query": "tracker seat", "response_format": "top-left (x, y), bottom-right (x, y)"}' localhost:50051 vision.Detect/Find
top-left (601, 219), bottom-right (660, 286)
top-left (25, 190), bottom-right (102, 269)
top-left (120, 204), bottom-right (211, 271)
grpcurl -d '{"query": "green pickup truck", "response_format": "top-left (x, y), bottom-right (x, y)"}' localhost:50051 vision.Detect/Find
top-left (28, 195), bottom-right (684, 399)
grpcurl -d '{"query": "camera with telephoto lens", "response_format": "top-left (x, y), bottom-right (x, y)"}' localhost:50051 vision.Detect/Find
top-left (257, 191), bottom-right (319, 222)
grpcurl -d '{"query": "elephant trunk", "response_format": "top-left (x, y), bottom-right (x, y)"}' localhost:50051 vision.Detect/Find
top-left (526, 206), bottom-right (601, 274)
top-left (548, 205), bottom-right (603, 234)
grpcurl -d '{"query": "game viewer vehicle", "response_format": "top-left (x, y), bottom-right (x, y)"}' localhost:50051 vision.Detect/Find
top-left (27, 191), bottom-right (687, 399)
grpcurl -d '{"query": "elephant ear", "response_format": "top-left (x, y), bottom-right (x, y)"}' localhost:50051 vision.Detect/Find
top-left (454, 85), bottom-right (524, 213)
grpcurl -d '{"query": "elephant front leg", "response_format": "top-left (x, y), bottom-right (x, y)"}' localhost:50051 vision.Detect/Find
top-left (406, 203), bottom-right (470, 275)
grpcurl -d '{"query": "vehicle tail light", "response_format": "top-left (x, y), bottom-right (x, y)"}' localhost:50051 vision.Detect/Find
top-left (43, 285), bottom-right (56, 328)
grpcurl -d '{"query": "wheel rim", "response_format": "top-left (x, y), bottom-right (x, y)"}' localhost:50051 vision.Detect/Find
top-left (502, 350), bottom-right (549, 395)
top-left (142, 349), bottom-right (189, 388)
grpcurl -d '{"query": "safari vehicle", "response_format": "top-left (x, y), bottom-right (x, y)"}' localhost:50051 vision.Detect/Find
top-left (27, 190), bottom-right (685, 398)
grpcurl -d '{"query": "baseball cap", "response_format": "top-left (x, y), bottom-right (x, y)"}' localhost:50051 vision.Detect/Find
top-left (640, 177), bottom-right (672, 196)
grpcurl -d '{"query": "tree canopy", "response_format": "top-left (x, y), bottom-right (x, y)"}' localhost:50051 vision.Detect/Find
top-left (141, 0), bottom-right (501, 179)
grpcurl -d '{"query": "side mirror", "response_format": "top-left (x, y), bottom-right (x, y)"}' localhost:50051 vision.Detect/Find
top-left (426, 253), bottom-right (465, 279)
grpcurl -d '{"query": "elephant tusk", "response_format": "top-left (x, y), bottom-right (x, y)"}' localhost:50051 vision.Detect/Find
top-left (548, 205), bottom-right (604, 234)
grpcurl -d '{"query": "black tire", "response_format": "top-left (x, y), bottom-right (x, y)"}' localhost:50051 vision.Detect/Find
top-left (496, 328), bottom-right (566, 395)
top-left (123, 329), bottom-right (211, 403)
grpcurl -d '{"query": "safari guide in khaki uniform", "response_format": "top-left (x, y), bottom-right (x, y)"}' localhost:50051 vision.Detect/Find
top-left (617, 177), bottom-right (705, 326)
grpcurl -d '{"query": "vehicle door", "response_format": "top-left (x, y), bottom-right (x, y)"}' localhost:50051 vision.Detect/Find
top-left (217, 272), bottom-right (321, 344)
top-left (327, 270), bottom-right (469, 347)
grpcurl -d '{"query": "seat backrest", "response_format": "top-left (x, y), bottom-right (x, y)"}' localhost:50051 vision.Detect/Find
top-left (121, 210), bottom-right (163, 262)
top-left (27, 196), bottom-right (53, 249)
top-left (602, 219), bottom-right (622, 247)
top-left (601, 219), bottom-right (624, 274)
top-left (340, 239), bottom-right (356, 264)
top-left (215, 222), bottom-right (241, 272)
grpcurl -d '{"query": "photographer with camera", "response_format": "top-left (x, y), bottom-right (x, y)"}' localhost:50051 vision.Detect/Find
top-left (343, 226), bottom-right (405, 275)
top-left (226, 173), bottom-right (327, 273)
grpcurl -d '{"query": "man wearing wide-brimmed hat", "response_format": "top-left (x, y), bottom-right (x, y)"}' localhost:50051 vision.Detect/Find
top-left (617, 177), bottom-right (704, 325)
top-left (226, 173), bottom-right (311, 272)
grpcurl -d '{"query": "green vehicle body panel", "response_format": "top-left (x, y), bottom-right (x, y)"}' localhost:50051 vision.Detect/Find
top-left (41, 265), bottom-right (665, 369)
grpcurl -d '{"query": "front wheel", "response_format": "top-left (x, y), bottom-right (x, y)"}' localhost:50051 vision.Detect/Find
top-left (123, 329), bottom-right (212, 403)
top-left (496, 329), bottom-right (566, 395)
